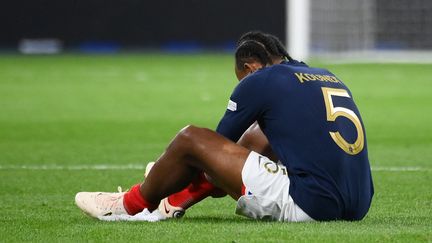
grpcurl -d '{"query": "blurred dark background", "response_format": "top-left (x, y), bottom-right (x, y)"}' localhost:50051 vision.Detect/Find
top-left (0, 0), bottom-right (430, 53)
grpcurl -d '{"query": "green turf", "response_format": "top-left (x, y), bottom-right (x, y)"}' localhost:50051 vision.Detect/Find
top-left (0, 54), bottom-right (431, 242)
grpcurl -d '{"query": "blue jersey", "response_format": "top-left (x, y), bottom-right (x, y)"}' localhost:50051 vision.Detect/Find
top-left (216, 60), bottom-right (374, 221)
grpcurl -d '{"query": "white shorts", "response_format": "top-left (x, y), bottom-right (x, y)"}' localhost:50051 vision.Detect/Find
top-left (236, 151), bottom-right (314, 222)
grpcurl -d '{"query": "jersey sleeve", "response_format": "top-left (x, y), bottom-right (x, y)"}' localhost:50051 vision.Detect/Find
top-left (216, 74), bottom-right (267, 142)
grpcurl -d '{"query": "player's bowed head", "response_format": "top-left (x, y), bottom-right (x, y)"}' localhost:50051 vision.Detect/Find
top-left (234, 31), bottom-right (290, 81)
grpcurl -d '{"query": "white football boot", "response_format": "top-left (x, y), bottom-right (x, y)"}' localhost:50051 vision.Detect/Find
top-left (75, 186), bottom-right (127, 218)
top-left (158, 197), bottom-right (186, 218)
top-left (145, 162), bottom-right (186, 219)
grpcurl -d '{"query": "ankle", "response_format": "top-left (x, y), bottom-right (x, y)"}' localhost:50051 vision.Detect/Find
top-left (123, 184), bottom-right (158, 215)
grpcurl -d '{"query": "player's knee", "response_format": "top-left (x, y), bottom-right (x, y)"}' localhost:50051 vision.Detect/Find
top-left (177, 125), bottom-right (200, 145)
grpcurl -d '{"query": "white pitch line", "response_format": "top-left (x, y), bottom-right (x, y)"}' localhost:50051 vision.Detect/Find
top-left (0, 164), bottom-right (429, 172)
top-left (371, 166), bottom-right (426, 172)
top-left (0, 164), bottom-right (147, 170)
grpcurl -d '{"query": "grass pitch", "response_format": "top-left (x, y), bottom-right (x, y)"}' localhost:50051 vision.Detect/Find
top-left (0, 54), bottom-right (431, 242)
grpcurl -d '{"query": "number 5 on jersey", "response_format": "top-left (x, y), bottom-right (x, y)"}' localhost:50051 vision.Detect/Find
top-left (321, 87), bottom-right (365, 155)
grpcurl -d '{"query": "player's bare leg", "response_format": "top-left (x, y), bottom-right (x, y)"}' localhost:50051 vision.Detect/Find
top-left (141, 125), bottom-right (250, 203)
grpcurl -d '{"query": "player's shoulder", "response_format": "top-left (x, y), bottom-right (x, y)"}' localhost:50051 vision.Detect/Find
top-left (273, 60), bottom-right (331, 75)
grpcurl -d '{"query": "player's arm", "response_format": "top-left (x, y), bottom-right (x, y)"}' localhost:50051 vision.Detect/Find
top-left (238, 122), bottom-right (278, 161)
top-left (216, 74), bottom-right (266, 143)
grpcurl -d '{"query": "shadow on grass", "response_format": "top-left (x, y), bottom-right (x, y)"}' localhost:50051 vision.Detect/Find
top-left (176, 215), bottom-right (250, 224)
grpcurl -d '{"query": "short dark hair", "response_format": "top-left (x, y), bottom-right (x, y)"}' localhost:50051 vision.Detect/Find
top-left (235, 31), bottom-right (293, 70)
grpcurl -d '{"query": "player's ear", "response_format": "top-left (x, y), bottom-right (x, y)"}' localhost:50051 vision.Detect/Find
top-left (244, 63), bottom-right (252, 72)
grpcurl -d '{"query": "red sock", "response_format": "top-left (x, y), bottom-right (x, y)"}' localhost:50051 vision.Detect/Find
top-left (168, 173), bottom-right (226, 209)
top-left (123, 184), bottom-right (158, 215)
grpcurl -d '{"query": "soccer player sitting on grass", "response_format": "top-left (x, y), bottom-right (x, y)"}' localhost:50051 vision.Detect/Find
top-left (75, 31), bottom-right (374, 222)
